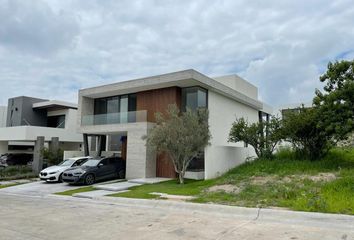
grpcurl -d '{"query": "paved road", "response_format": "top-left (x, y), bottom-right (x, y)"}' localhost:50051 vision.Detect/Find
top-left (0, 192), bottom-right (353, 240)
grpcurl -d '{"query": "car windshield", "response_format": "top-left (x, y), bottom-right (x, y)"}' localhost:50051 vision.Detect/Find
top-left (59, 159), bottom-right (76, 166)
top-left (81, 159), bottom-right (100, 167)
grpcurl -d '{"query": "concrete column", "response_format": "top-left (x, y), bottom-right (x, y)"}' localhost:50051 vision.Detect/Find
top-left (126, 124), bottom-right (156, 179)
top-left (0, 141), bottom-right (8, 155)
top-left (32, 136), bottom-right (44, 174)
top-left (83, 134), bottom-right (89, 156)
top-left (49, 137), bottom-right (59, 153)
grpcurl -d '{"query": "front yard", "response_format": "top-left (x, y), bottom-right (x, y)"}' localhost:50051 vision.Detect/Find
top-left (110, 148), bottom-right (354, 215)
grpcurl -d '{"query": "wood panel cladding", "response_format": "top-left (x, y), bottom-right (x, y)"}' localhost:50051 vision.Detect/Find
top-left (136, 87), bottom-right (181, 178)
top-left (136, 87), bottom-right (181, 122)
top-left (156, 152), bottom-right (177, 178)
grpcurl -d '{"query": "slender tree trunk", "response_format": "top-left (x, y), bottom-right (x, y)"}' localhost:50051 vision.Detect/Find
top-left (178, 172), bottom-right (184, 184)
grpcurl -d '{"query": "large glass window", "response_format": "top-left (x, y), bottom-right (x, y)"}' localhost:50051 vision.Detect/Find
top-left (120, 95), bottom-right (128, 123)
top-left (181, 87), bottom-right (208, 111)
top-left (107, 97), bottom-right (119, 124)
top-left (94, 94), bottom-right (137, 124)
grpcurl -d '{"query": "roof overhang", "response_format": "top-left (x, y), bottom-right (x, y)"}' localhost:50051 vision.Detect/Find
top-left (32, 100), bottom-right (77, 110)
top-left (79, 69), bottom-right (263, 110)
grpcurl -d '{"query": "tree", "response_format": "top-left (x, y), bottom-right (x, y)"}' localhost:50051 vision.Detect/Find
top-left (228, 116), bottom-right (283, 159)
top-left (145, 104), bottom-right (211, 184)
top-left (282, 107), bottom-right (332, 160)
top-left (314, 60), bottom-right (354, 142)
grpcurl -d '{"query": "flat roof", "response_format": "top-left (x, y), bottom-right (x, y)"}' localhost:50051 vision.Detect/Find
top-left (32, 100), bottom-right (77, 110)
top-left (80, 69), bottom-right (264, 110)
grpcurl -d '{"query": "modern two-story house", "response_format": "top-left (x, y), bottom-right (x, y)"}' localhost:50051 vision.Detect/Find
top-left (77, 69), bottom-right (271, 180)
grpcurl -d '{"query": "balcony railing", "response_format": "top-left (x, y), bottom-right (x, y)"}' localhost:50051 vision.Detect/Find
top-left (81, 110), bottom-right (147, 126)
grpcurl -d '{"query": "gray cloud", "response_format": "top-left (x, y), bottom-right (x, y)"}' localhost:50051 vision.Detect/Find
top-left (0, 0), bottom-right (79, 55)
top-left (0, 0), bottom-right (353, 107)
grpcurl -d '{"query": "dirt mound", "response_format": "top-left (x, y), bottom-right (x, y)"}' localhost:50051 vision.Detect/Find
top-left (208, 184), bottom-right (243, 194)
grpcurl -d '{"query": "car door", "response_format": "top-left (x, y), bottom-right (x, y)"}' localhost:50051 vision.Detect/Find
top-left (95, 158), bottom-right (111, 180)
top-left (107, 158), bottom-right (119, 177)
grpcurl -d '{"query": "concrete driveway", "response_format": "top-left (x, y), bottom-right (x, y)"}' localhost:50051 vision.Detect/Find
top-left (0, 181), bottom-right (81, 196)
top-left (0, 193), bottom-right (353, 240)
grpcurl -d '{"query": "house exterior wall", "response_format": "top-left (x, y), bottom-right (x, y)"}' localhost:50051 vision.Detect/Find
top-left (205, 90), bottom-right (258, 179)
top-left (213, 75), bottom-right (258, 100)
top-left (6, 96), bottom-right (47, 127)
top-left (0, 106), bottom-right (7, 127)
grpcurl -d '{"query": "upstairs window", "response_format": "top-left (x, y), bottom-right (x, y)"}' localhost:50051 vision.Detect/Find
top-left (181, 87), bottom-right (207, 111)
top-left (47, 115), bottom-right (65, 128)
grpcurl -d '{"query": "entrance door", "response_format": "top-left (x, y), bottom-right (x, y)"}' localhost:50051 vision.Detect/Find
top-left (156, 152), bottom-right (176, 178)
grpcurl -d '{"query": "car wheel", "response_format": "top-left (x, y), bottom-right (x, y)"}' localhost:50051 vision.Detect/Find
top-left (118, 169), bottom-right (125, 179)
top-left (58, 173), bottom-right (63, 183)
top-left (84, 174), bottom-right (95, 185)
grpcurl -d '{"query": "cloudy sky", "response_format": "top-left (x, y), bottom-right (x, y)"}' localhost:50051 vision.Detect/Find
top-left (0, 0), bottom-right (353, 107)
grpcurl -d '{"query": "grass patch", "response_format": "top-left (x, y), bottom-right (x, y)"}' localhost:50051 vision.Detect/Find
top-left (55, 186), bottom-right (95, 196)
top-left (0, 165), bottom-right (37, 181)
top-left (194, 148), bottom-right (354, 215)
top-left (109, 179), bottom-right (216, 199)
top-left (110, 148), bottom-right (354, 215)
top-left (0, 183), bottom-right (20, 189)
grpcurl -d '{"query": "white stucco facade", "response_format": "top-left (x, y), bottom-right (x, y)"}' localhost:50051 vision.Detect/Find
top-left (204, 90), bottom-right (258, 179)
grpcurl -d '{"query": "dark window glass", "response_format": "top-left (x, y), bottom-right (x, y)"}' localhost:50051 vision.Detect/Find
top-left (94, 98), bottom-right (107, 115)
top-left (187, 152), bottom-right (205, 171)
top-left (128, 94), bottom-right (137, 111)
top-left (182, 87), bottom-right (208, 111)
top-left (47, 115), bottom-right (65, 128)
top-left (128, 94), bottom-right (137, 122)
top-left (93, 93), bottom-right (137, 123)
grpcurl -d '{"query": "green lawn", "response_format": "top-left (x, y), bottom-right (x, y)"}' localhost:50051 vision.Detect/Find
top-left (109, 179), bottom-right (216, 199)
top-left (55, 186), bottom-right (95, 196)
top-left (0, 183), bottom-right (20, 189)
top-left (111, 148), bottom-right (354, 215)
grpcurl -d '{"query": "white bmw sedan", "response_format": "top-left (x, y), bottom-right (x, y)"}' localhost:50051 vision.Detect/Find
top-left (39, 157), bottom-right (91, 182)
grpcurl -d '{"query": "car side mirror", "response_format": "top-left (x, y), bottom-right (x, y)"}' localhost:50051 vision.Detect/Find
top-left (98, 163), bottom-right (104, 168)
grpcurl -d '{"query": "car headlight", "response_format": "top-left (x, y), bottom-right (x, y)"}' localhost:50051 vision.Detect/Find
top-left (73, 171), bottom-right (85, 176)
top-left (49, 171), bottom-right (59, 174)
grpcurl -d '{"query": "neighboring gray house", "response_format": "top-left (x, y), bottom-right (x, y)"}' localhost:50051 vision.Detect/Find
top-left (72, 69), bottom-right (272, 180)
top-left (0, 96), bottom-right (83, 158)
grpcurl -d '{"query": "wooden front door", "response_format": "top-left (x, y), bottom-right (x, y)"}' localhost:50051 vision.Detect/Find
top-left (156, 152), bottom-right (176, 178)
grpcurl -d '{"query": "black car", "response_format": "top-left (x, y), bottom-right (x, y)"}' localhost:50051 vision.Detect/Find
top-left (62, 157), bottom-right (126, 185)
top-left (1, 153), bottom-right (33, 166)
